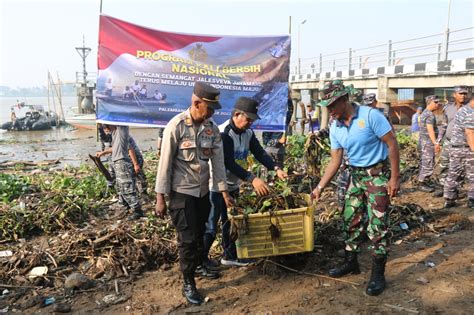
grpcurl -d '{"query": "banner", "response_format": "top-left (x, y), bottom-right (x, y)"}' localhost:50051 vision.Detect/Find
top-left (97, 15), bottom-right (291, 131)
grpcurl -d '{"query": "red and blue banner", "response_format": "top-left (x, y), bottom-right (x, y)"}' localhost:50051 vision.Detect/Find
top-left (97, 15), bottom-right (291, 131)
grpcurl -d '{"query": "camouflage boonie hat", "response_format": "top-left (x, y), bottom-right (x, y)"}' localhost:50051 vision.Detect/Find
top-left (317, 80), bottom-right (360, 107)
top-left (425, 95), bottom-right (439, 104)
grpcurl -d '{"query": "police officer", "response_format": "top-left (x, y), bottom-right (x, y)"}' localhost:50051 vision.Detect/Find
top-left (155, 82), bottom-right (233, 305)
top-left (312, 80), bottom-right (400, 296)
top-left (417, 95), bottom-right (442, 192)
top-left (443, 94), bottom-right (474, 208)
top-left (434, 85), bottom-right (469, 196)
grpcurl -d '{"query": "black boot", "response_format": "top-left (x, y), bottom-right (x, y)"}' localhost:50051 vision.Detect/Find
top-left (182, 274), bottom-right (203, 305)
top-left (444, 199), bottom-right (456, 208)
top-left (432, 190), bottom-right (443, 197)
top-left (366, 255), bottom-right (387, 296)
top-left (419, 182), bottom-right (435, 193)
top-left (196, 264), bottom-right (220, 279)
top-left (128, 208), bottom-right (145, 220)
top-left (469, 199), bottom-right (474, 209)
top-left (328, 251), bottom-right (360, 278)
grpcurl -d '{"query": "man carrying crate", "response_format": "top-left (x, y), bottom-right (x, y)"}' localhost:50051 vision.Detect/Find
top-left (312, 80), bottom-right (400, 296)
top-left (202, 97), bottom-right (288, 268)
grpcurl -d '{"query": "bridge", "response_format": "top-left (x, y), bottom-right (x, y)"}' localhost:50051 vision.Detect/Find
top-left (289, 27), bottom-right (474, 125)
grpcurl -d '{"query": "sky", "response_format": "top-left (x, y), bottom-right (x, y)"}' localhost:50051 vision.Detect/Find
top-left (0, 0), bottom-right (472, 87)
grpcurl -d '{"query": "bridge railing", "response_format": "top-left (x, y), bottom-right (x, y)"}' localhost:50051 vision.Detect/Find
top-left (291, 27), bottom-right (474, 75)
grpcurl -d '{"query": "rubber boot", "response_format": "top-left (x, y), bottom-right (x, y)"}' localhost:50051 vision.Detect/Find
top-left (366, 255), bottom-right (387, 296)
top-left (182, 274), bottom-right (203, 305)
top-left (328, 251), bottom-right (360, 278)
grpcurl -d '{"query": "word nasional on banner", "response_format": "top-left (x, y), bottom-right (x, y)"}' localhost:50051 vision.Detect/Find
top-left (96, 15), bottom-right (291, 131)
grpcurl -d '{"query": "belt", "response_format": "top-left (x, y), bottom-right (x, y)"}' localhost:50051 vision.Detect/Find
top-left (349, 159), bottom-right (388, 171)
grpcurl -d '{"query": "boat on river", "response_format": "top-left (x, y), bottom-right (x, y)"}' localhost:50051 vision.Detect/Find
top-left (1, 103), bottom-right (59, 131)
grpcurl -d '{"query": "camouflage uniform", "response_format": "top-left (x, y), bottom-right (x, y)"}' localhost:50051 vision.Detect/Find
top-left (344, 161), bottom-right (390, 255)
top-left (129, 136), bottom-right (148, 195)
top-left (437, 102), bottom-right (463, 185)
top-left (443, 105), bottom-right (474, 201)
top-left (112, 126), bottom-right (141, 212)
top-left (417, 109), bottom-right (438, 182)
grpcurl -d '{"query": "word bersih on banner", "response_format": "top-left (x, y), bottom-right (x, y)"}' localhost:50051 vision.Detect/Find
top-left (96, 15), bottom-right (291, 131)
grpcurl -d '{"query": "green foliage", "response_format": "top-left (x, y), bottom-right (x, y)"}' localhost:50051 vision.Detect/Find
top-left (0, 173), bottom-right (30, 203)
top-left (396, 129), bottom-right (417, 149)
top-left (285, 135), bottom-right (306, 158)
top-left (0, 165), bottom-right (110, 240)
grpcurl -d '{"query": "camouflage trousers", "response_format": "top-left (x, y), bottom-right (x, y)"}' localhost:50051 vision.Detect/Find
top-left (135, 156), bottom-right (148, 195)
top-left (418, 138), bottom-right (435, 182)
top-left (443, 146), bottom-right (474, 200)
top-left (437, 139), bottom-right (451, 185)
top-left (337, 162), bottom-right (351, 208)
top-left (113, 159), bottom-right (141, 211)
top-left (343, 161), bottom-right (390, 256)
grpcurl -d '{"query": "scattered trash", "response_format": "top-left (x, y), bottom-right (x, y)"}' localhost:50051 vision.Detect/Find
top-left (394, 240), bottom-right (403, 245)
top-left (0, 250), bottom-right (12, 258)
top-left (42, 297), bottom-right (56, 307)
top-left (416, 277), bottom-right (429, 284)
top-left (28, 266), bottom-right (48, 279)
top-left (53, 303), bottom-right (72, 313)
top-left (0, 306), bottom-right (8, 313)
top-left (101, 294), bottom-right (130, 305)
top-left (425, 261), bottom-right (436, 268)
top-left (102, 294), bottom-right (118, 304)
top-left (64, 273), bottom-right (95, 292)
top-left (2, 289), bottom-right (9, 296)
top-left (400, 223), bottom-right (409, 230)
top-left (204, 296), bottom-right (210, 303)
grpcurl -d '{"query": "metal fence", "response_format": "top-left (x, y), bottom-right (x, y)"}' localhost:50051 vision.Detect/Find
top-left (291, 27), bottom-right (474, 75)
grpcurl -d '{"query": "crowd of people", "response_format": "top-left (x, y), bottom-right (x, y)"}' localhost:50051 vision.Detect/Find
top-left (94, 80), bottom-right (473, 305)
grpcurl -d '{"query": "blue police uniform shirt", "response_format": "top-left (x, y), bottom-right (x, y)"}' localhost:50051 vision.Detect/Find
top-left (330, 104), bottom-right (392, 167)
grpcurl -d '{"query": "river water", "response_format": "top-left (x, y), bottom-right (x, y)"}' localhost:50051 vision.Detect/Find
top-left (0, 96), bottom-right (159, 166)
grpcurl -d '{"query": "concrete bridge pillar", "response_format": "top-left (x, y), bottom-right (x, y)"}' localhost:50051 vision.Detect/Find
top-left (377, 77), bottom-right (398, 104)
top-left (311, 89), bottom-right (321, 125)
top-left (377, 77), bottom-right (398, 119)
top-left (317, 81), bottom-right (330, 130)
top-left (414, 88), bottom-right (435, 106)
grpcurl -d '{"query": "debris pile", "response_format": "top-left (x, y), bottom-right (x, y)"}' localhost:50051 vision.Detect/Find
top-left (0, 218), bottom-right (177, 286)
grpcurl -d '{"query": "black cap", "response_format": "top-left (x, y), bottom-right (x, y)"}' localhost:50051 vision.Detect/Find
top-left (234, 97), bottom-right (260, 121)
top-left (193, 82), bottom-right (221, 109)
